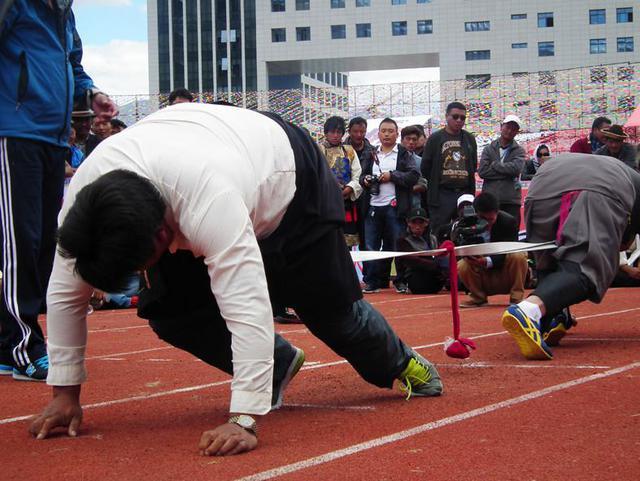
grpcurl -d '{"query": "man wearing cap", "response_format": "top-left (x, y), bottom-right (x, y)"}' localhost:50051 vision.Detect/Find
top-left (396, 207), bottom-right (445, 294)
top-left (457, 193), bottom-right (528, 308)
top-left (594, 125), bottom-right (638, 170)
top-left (478, 115), bottom-right (527, 227)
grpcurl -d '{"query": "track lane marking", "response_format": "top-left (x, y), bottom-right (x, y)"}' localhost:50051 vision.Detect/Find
top-left (234, 361), bottom-right (640, 481)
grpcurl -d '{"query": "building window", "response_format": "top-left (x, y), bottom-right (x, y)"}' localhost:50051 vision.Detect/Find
top-left (271, 28), bottom-right (286, 42)
top-left (417, 19), bottom-right (433, 34)
top-left (464, 21), bottom-right (490, 32)
top-left (511, 13), bottom-right (527, 20)
top-left (538, 41), bottom-right (555, 56)
top-left (539, 100), bottom-right (557, 118)
top-left (271, 0), bottom-right (285, 12)
top-left (512, 42), bottom-right (527, 49)
top-left (589, 9), bottom-right (606, 24)
top-left (356, 23), bottom-right (371, 38)
top-left (619, 95), bottom-right (635, 112)
top-left (539, 71), bottom-right (556, 86)
top-left (331, 24), bottom-right (346, 39)
top-left (417, 0), bottom-right (432, 3)
top-left (331, 0), bottom-right (345, 8)
top-left (617, 7), bottom-right (633, 23)
top-left (392, 21), bottom-right (408, 36)
top-left (617, 36), bottom-right (634, 52)
top-left (465, 49), bottom-right (491, 60)
top-left (296, 0), bottom-right (310, 10)
top-left (468, 102), bottom-right (492, 119)
top-left (590, 67), bottom-right (607, 83)
top-left (465, 74), bottom-right (491, 89)
top-left (296, 27), bottom-right (311, 41)
top-left (590, 96), bottom-right (607, 114)
top-left (618, 65), bottom-right (635, 80)
top-left (590, 38), bottom-right (607, 54)
top-left (538, 12), bottom-right (554, 28)
top-left (392, 0), bottom-right (407, 4)
top-left (356, 0), bottom-right (370, 5)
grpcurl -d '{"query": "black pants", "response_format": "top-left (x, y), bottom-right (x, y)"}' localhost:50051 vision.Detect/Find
top-left (407, 269), bottom-right (445, 295)
top-left (533, 260), bottom-right (596, 320)
top-left (139, 239), bottom-right (412, 389)
top-left (0, 138), bottom-right (66, 366)
top-left (500, 203), bottom-right (521, 232)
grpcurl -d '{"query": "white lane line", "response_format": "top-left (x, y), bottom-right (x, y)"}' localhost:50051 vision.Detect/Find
top-left (88, 325), bottom-right (147, 333)
top-left (285, 403), bottom-right (376, 411)
top-left (234, 361), bottom-right (640, 481)
top-left (87, 346), bottom-right (171, 360)
top-left (576, 307), bottom-right (640, 320)
top-left (4, 308), bottom-right (637, 426)
top-left (567, 338), bottom-right (640, 342)
top-left (439, 362), bottom-right (610, 370)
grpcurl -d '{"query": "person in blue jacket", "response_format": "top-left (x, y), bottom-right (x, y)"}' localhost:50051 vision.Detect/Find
top-left (0, 0), bottom-right (117, 381)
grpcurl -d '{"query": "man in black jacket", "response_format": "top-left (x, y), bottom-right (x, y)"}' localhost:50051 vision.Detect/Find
top-left (421, 102), bottom-right (478, 232)
top-left (359, 118), bottom-right (419, 293)
top-left (458, 193), bottom-right (528, 307)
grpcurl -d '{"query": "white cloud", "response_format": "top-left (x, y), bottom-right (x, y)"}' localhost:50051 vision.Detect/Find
top-left (74, 0), bottom-right (132, 6)
top-left (349, 68), bottom-right (440, 86)
top-left (82, 40), bottom-right (149, 96)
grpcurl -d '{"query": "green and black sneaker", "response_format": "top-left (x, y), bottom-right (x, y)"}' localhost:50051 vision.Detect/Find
top-left (398, 352), bottom-right (443, 398)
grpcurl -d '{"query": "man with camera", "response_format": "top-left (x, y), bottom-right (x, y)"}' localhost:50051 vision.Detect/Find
top-left (456, 193), bottom-right (528, 307)
top-left (360, 118), bottom-right (420, 293)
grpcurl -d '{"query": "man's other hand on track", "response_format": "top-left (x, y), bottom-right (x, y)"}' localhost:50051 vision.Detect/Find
top-left (29, 385), bottom-right (83, 440)
top-left (199, 423), bottom-right (258, 456)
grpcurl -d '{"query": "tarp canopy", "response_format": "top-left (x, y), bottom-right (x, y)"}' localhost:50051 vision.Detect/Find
top-left (624, 103), bottom-right (640, 128)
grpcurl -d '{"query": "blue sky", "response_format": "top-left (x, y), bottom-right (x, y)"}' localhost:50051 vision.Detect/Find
top-left (74, 0), bottom-right (148, 45)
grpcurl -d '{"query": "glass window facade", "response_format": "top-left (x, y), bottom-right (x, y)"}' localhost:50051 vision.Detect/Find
top-left (465, 50), bottom-right (491, 60)
top-left (538, 12), bottom-right (554, 28)
top-left (271, 0), bottom-right (285, 12)
top-left (512, 42), bottom-right (527, 49)
top-left (296, 0), bottom-right (310, 10)
top-left (356, 0), bottom-right (370, 5)
top-left (331, 24), bottom-right (346, 39)
top-left (590, 38), bottom-right (607, 54)
top-left (297, 26), bottom-right (311, 41)
top-left (465, 21), bottom-right (490, 31)
top-left (392, 21), bottom-right (408, 36)
top-left (617, 7), bottom-right (633, 23)
top-left (417, 19), bottom-right (432, 34)
top-left (272, 28), bottom-right (286, 42)
top-left (331, 0), bottom-right (345, 8)
top-left (589, 9), bottom-right (606, 24)
top-left (538, 41), bottom-right (555, 56)
top-left (171, 0), bottom-right (185, 89)
top-left (157, 0), bottom-right (170, 93)
top-left (356, 23), bottom-right (371, 38)
top-left (617, 36), bottom-right (634, 52)
top-left (511, 13), bottom-right (527, 20)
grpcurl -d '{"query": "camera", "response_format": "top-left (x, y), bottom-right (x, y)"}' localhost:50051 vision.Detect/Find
top-left (365, 174), bottom-right (381, 196)
top-left (450, 205), bottom-right (489, 246)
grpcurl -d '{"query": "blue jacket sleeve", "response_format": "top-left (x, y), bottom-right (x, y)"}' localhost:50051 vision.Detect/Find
top-left (69, 12), bottom-right (95, 102)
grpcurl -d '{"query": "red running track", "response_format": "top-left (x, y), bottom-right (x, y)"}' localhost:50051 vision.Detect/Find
top-left (1, 288), bottom-right (639, 481)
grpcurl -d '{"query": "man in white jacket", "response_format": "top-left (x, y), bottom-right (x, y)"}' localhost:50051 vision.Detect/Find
top-left (30, 103), bottom-right (443, 456)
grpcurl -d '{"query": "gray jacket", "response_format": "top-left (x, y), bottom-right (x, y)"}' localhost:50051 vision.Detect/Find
top-left (479, 138), bottom-right (526, 205)
top-left (594, 143), bottom-right (638, 171)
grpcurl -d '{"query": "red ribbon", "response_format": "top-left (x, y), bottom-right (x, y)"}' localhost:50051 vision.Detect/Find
top-left (439, 240), bottom-right (477, 359)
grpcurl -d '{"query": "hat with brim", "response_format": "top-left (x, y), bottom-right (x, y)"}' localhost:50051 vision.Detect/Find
top-left (72, 109), bottom-right (95, 119)
top-left (601, 124), bottom-right (628, 141)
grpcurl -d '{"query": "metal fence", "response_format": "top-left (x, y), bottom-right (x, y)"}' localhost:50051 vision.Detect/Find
top-left (111, 61), bottom-right (639, 139)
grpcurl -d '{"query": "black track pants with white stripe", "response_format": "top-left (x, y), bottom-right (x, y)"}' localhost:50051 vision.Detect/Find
top-left (0, 137), bottom-right (66, 367)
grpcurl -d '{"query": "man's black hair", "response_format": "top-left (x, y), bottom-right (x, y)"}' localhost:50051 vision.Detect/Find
top-left (168, 88), bottom-right (194, 105)
top-left (379, 117), bottom-right (398, 130)
top-left (324, 116), bottom-right (346, 135)
top-left (592, 116), bottom-right (612, 130)
top-left (110, 118), bottom-right (127, 130)
top-left (446, 101), bottom-right (467, 114)
top-left (401, 125), bottom-right (422, 139)
top-left (211, 100), bottom-right (236, 106)
top-left (347, 116), bottom-right (368, 130)
top-left (413, 124), bottom-right (426, 136)
top-left (473, 192), bottom-right (499, 214)
top-left (57, 170), bottom-right (166, 292)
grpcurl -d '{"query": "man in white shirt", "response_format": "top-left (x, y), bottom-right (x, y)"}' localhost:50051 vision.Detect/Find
top-left (29, 104), bottom-right (443, 456)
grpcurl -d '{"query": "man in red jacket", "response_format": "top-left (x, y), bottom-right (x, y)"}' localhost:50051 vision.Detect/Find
top-left (569, 116), bottom-right (611, 154)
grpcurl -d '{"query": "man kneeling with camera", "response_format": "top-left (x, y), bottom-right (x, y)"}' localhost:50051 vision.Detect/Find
top-left (455, 193), bottom-right (528, 308)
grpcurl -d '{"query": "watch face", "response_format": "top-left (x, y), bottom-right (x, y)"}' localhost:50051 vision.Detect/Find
top-left (236, 415), bottom-right (254, 429)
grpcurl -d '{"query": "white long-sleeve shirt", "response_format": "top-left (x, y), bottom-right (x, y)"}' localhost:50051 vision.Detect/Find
top-left (46, 103), bottom-right (297, 415)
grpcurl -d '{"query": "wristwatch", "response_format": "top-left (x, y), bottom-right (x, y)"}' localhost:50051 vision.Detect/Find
top-left (228, 415), bottom-right (257, 437)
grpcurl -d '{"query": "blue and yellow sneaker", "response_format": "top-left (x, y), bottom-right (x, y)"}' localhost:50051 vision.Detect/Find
top-left (502, 305), bottom-right (553, 360)
top-left (398, 352), bottom-right (443, 398)
top-left (12, 355), bottom-right (48, 382)
top-left (543, 309), bottom-right (577, 347)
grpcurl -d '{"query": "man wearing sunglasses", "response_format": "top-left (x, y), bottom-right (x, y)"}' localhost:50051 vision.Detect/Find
top-left (421, 102), bottom-right (478, 232)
